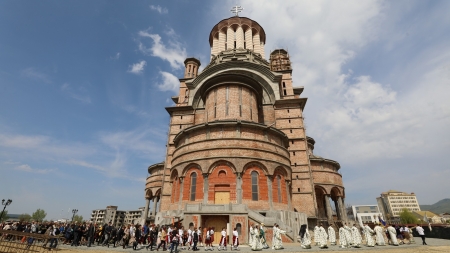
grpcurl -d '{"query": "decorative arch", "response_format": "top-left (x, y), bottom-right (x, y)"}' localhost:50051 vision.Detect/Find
top-left (273, 166), bottom-right (288, 178)
top-left (191, 67), bottom-right (280, 109)
top-left (181, 163), bottom-right (202, 177)
top-left (145, 189), bottom-right (153, 199)
top-left (208, 160), bottom-right (237, 175)
top-left (242, 161), bottom-right (269, 176)
top-left (208, 162), bottom-right (237, 204)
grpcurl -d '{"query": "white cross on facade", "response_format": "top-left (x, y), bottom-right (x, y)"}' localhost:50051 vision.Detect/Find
top-left (230, 5), bottom-right (243, 16)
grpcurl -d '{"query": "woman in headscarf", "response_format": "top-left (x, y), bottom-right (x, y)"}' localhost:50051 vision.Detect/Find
top-left (299, 224), bottom-right (311, 249)
top-left (273, 225), bottom-right (286, 250)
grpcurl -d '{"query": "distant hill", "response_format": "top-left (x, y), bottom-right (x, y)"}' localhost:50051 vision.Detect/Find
top-left (420, 198), bottom-right (450, 214)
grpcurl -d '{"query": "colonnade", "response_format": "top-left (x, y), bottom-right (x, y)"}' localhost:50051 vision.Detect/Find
top-left (142, 196), bottom-right (160, 221)
top-left (211, 26), bottom-right (265, 58)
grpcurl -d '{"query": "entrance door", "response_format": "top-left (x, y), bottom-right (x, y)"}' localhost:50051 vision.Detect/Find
top-left (215, 191), bottom-right (230, 204)
top-left (204, 215), bottom-right (228, 244)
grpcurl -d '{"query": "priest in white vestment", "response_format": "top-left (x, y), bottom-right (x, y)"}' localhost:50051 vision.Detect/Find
top-left (313, 225), bottom-right (320, 246)
top-left (328, 225), bottom-right (336, 245)
top-left (351, 224), bottom-right (362, 248)
top-left (317, 223), bottom-right (328, 248)
top-left (344, 223), bottom-right (353, 247)
top-left (250, 225), bottom-right (263, 251)
top-left (387, 225), bottom-right (399, 246)
top-left (363, 224), bottom-right (375, 247)
top-left (373, 225), bottom-right (386, 246)
top-left (273, 225), bottom-right (286, 250)
top-left (338, 226), bottom-right (348, 248)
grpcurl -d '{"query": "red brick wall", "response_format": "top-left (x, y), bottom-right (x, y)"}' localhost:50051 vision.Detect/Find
top-left (183, 167), bottom-right (204, 202)
top-left (208, 164), bottom-right (237, 203)
top-left (242, 166), bottom-right (270, 209)
top-left (231, 215), bottom-right (247, 243)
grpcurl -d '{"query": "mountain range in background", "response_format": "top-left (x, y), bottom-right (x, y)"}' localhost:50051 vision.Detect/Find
top-left (420, 198), bottom-right (450, 214)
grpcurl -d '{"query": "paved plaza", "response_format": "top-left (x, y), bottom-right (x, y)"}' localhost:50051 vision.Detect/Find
top-left (57, 237), bottom-right (450, 252)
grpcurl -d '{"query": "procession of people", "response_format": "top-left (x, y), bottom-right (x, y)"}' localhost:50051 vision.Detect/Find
top-left (1, 219), bottom-right (428, 251)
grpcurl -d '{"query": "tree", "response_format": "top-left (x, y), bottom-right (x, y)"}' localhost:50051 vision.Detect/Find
top-left (73, 214), bottom-right (83, 223)
top-left (19, 213), bottom-right (32, 222)
top-left (31, 209), bottom-right (47, 222)
top-left (399, 208), bottom-right (418, 224)
top-left (0, 210), bottom-right (8, 222)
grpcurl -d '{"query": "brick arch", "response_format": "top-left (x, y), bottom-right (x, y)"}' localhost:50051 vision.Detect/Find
top-left (183, 167), bottom-right (204, 202)
top-left (207, 160), bottom-right (237, 175)
top-left (208, 164), bottom-right (237, 203)
top-left (242, 161), bottom-right (269, 176)
top-left (181, 163), bottom-right (202, 177)
top-left (154, 188), bottom-right (162, 197)
top-left (242, 165), bottom-right (269, 204)
top-left (314, 186), bottom-right (327, 219)
top-left (145, 189), bottom-right (153, 199)
top-left (330, 187), bottom-right (342, 199)
top-left (273, 166), bottom-right (289, 177)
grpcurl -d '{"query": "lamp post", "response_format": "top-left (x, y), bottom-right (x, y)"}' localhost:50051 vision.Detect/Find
top-left (0, 199), bottom-right (12, 221)
top-left (71, 209), bottom-right (78, 222)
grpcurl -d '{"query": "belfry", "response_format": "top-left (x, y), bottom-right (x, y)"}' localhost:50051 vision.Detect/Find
top-left (144, 9), bottom-right (347, 243)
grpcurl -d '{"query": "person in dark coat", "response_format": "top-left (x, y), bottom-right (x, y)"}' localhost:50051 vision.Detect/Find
top-left (192, 228), bottom-right (199, 251)
top-left (87, 223), bottom-right (95, 247)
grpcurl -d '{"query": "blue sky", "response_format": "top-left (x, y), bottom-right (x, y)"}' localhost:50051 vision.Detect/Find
top-left (1, 0), bottom-right (449, 221)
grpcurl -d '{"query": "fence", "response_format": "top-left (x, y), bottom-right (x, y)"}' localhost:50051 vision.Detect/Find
top-left (0, 230), bottom-right (60, 253)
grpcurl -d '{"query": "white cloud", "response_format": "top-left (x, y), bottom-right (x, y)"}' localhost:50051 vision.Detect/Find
top-left (60, 83), bottom-right (91, 104)
top-left (128, 60), bottom-right (147, 74)
top-left (149, 5), bottom-right (168, 14)
top-left (226, 0), bottom-right (450, 204)
top-left (138, 31), bottom-right (186, 69)
top-left (157, 71), bottom-right (179, 93)
top-left (0, 134), bottom-right (49, 149)
top-left (110, 52), bottom-right (121, 60)
top-left (21, 68), bottom-right (52, 84)
top-left (15, 164), bottom-right (56, 174)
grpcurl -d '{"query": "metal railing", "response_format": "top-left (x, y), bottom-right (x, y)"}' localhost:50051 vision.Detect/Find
top-left (0, 230), bottom-right (60, 253)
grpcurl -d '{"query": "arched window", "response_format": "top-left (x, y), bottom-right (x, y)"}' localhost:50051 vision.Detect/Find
top-left (236, 223), bottom-right (242, 235)
top-left (190, 172), bottom-right (197, 201)
top-left (251, 171), bottom-right (259, 201)
top-left (276, 175), bottom-right (282, 203)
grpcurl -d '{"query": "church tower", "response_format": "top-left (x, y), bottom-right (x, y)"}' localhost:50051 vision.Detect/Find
top-left (144, 8), bottom-right (347, 243)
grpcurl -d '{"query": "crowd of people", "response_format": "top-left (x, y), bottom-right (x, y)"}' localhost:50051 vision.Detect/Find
top-left (298, 222), bottom-right (428, 249)
top-left (0, 220), bottom-right (429, 251)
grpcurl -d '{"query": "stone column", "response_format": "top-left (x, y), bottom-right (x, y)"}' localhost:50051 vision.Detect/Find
top-left (212, 37), bottom-right (219, 56)
top-left (143, 198), bottom-right (150, 220)
top-left (337, 197), bottom-right (346, 221)
top-left (267, 176), bottom-right (274, 210)
top-left (253, 33), bottom-right (261, 55)
top-left (235, 172), bottom-right (243, 204)
top-left (244, 28), bottom-right (252, 50)
top-left (334, 200), bottom-right (341, 220)
top-left (219, 31), bottom-right (226, 52)
top-left (341, 198), bottom-right (348, 221)
top-left (152, 197), bottom-right (157, 216)
top-left (236, 26), bottom-right (244, 49)
top-left (324, 195), bottom-right (333, 221)
top-left (203, 174), bottom-right (209, 204)
top-left (286, 180), bottom-right (292, 210)
top-left (179, 177), bottom-right (184, 209)
top-left (227, 27), bottom-right (234, 50)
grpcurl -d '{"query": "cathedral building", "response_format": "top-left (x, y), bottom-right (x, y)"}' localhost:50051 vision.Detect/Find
top-left (144, 13), bottom-right (347, 243)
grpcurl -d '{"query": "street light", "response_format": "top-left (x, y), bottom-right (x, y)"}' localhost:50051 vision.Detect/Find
top-left (0, 199), bottom-right (12, 221)
top-left (71, 209), bottom-right (78, 221)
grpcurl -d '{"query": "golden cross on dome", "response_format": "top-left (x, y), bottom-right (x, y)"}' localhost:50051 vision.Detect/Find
top-left (230, 5), bottom-right (243, 16)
